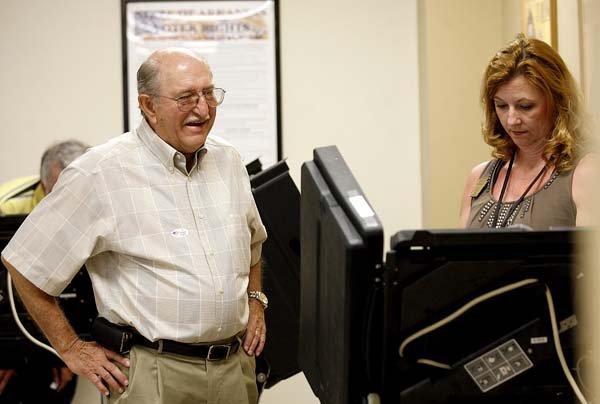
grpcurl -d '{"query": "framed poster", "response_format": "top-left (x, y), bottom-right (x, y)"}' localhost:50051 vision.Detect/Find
top-left (522, 0), bottom-right (558, 49)
top-left (121, 0), bottom-right (281, 167)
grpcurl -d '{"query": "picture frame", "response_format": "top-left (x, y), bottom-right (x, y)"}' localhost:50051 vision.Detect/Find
top-left (522, 0), bottom-right (558, 49)
top-left (121, 0), bottom-right (282, 168)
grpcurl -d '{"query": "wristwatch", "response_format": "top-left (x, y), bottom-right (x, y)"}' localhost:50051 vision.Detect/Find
top-left (248, 290), bottom-right (268, 309)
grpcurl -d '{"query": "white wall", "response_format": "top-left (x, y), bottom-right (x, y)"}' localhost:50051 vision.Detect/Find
top-left (557, 0), bottom-right (584, 85)
top-left (0, 0), bottom-right (421, 403)
top-left (420, 0), bottom-right (505, 228)
top-left (0, 1), bottom-right (123, 182)
top-left (280, 0), bottom-right (422, 238)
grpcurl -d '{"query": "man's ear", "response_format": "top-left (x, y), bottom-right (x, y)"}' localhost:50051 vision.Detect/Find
top-left (138, 94), bottom-right (158, 124)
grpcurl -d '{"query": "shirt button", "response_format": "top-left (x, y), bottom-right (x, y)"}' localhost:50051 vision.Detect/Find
top-left (217, 327), bottom-right (222, 332)
top-left (218, 289), bottom-right (224, 294)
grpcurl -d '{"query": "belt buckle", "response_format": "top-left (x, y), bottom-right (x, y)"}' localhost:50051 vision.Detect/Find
top-left (207, 344), bottom-right (231, 361)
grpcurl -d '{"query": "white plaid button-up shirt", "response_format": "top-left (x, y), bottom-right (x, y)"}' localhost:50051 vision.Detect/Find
top-left (2, 119), bottom-right (267, 343)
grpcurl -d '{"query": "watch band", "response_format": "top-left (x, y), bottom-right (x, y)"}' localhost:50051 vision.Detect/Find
top-left (248, 290), bottom-right (268, 309)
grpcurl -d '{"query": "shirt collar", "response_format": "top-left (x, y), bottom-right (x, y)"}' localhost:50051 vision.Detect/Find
top-left (135, 118), bottom-right (207, 175)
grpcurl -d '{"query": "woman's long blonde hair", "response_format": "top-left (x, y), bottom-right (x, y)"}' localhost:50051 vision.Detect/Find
top-left (481, 34), bottom-right (590, 171)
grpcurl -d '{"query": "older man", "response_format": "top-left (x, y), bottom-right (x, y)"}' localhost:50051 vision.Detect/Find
top-left (1, 49), bottom-right (267, 404)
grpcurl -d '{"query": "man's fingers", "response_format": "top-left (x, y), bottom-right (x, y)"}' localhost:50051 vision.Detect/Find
top-left (103, 348), bottom-right (131, 368)
top-left (85, 361), bottom-right (127, 397)
top-left (56, 367), bottom-right (73, 392)
top-left (244, 324), bottom-right (265, 356)
top-left (243, 332), bottom-right (254, 354)
top-left (248, 332), bottom-right (259, 356)
top-left (51, 367), bottom-right (61, 391)
top-left (102, 358), bottom-right (129, 388)
top-left (63, 340), bottom-right (129, 396)
top-left (244, 304), bottom-right (266, 356)
top-left (56, 379), bottom-right (67, 392)
top-left (88, 372), bottom-right (110, 397)
top-left (97, 367), bottom-right (123, 394)
top-left (255, 329), bottom-right (267, 356)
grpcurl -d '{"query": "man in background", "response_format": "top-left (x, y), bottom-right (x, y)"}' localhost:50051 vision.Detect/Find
top-left (0, 140), bottom-right (89, 215)
top-left (0, 140), bottom-right (88, 404)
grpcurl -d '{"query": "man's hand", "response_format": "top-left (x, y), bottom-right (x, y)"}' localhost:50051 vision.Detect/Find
top-left (244, 299), bottom-right (266, 356)
top-left (62, 339), bottom-right (130, 397)
top-left (51, 367), bottom-right (74, 392)
top-left (0, 369), bottom-right (16, 395)
top-left (1, 259), bottom-right (129, 397)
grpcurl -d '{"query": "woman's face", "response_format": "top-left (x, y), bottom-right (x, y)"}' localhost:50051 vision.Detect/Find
top-left (493, 75), bottom-right (554, 151)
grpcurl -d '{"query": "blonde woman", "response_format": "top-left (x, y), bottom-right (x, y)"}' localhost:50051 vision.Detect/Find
top-left (460, 34), bottom-right (594, 229)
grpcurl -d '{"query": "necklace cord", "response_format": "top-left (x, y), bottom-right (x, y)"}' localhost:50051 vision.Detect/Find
top-left (490, 153), bottom-right (548, 228)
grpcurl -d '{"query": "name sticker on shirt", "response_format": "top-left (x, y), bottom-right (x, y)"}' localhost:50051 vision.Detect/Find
top-left (171, 228), bottom-right (189, 238)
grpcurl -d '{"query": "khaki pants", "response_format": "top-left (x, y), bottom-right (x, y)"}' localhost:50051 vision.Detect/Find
top-left (107, 344), bottom-right (257, 404)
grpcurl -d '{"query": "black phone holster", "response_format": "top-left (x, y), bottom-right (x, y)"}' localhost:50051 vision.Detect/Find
top-left (91, 317), bottom-right (135, 354)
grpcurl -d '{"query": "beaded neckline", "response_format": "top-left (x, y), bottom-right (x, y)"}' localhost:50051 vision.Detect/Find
top-left (477, 159), bottom-right (560, 228)
top-left (485, 159), bottom-right (560, 202)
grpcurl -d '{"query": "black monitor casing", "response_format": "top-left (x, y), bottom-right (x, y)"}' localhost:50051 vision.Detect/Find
top-left (300, 146), bottom-right (384, 404)
top-left (250, 160), bottom-right (301, 388)
top-left (382, 228), bottom-right (584, 403)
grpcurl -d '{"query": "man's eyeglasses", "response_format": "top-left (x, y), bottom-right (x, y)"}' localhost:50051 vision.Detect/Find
top-left (152, 88), bottom-right (226, 111)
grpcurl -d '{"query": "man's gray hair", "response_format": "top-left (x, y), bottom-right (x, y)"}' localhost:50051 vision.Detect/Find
top-left (40, 140), bottom-right (89, 188)
top-left (137, 57), bottom-right (161, 96)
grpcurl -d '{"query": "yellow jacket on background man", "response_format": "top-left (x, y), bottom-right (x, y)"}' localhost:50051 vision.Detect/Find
top-left (0, 176), bottom-right (43, 215)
